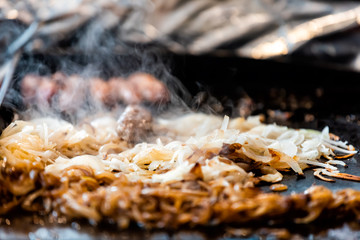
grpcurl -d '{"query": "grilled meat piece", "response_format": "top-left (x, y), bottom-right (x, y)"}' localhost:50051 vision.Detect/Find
top-left (90, 77), bottom-right (117, 105)
top-left (127, 72), bottom-right (169, 103)
top-left (116, 105), bottom-right (153, 143)
top-left (107, 77), bottom-right (142, 104)
top-left (21, 72), bottom-right (169, 112)
top-left (21, 74), bottom-right (58, 106)
top-left (56, 74), bottom-right (85, 112)
top-left (105, 73), bottom-right (170, 105)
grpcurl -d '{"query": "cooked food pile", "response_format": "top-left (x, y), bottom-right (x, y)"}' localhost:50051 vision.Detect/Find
top-left (0, 99), bottom-right (358, 228)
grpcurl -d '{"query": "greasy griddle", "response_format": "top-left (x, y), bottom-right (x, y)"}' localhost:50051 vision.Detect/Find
top-left (2, 54), bottom-right (360, 239)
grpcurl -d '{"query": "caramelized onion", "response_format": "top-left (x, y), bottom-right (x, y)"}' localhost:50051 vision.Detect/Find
top-left (0, 113), bottom-right (358, 229)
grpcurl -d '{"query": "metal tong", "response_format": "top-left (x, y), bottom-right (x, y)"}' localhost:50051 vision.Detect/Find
top-left (0, 8), bottom-right (94, 107)
top-left (0, 21), bottom-right (38, 106)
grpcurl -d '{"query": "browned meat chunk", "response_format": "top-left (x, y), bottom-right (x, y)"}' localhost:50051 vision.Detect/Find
top-left (57, 75), bottom-right (85, 112)
top-left (21, 74), bottom-right (41, 100)
top-left (21, 74), bottom-right (58, 107)
top-left (106, 73), bottom-right (169, 105)
top-left (37, 78), bottom-right (58, 104)
top-left (116, 105), bottom-right (152, 143)
top-left (90, 77), bottom-right (115, 105)
top-left (108, 77), bottom-right (142, 104)
top-left (127, 72), bottom-right (169, 103)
